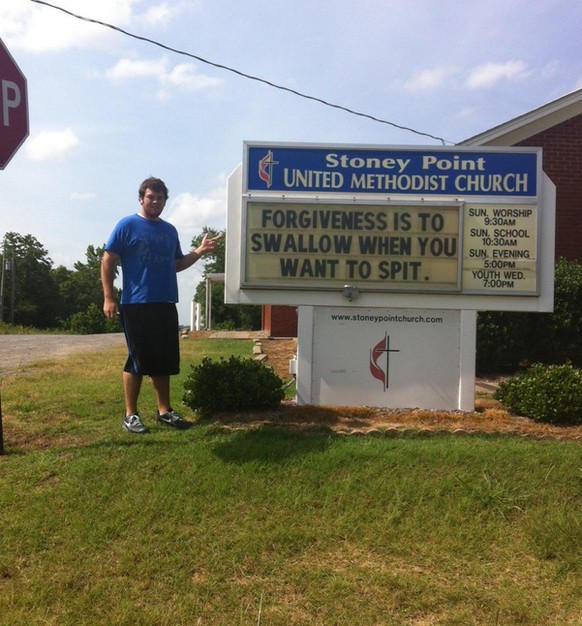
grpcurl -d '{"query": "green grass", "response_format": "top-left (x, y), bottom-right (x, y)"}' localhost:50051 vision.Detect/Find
top-left (0, 338), bottom-right (581, 625)
top-left (0, 321), bottom-right (62, 334)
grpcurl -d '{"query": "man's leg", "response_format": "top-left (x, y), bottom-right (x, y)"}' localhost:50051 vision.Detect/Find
top-left (150, 375), bottom-right (171, 415)
top-left (123, 371), bottom-right (143, 416)
top-left (151, 375), bottom-right (190, 429)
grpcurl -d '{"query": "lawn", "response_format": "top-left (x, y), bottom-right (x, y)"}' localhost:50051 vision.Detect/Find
top-left (0, 337), bottom-right (581, 625)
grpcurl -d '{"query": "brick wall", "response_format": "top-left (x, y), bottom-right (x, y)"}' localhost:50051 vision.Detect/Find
top-left (262, 305), bottom-right (298, 337)
top-left (516, 113), bottom-right (582, 261)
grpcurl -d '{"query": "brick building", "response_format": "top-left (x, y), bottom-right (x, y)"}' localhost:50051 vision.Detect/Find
top-left (461, 87), bottom-right (582, 262)
top-left (264, 88), bottom-right (582, 336)
top-left (261, 303), bottom-right (298, 337)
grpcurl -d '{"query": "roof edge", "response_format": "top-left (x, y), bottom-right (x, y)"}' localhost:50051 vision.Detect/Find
top-left (459, 88), bottom-right (582, 146)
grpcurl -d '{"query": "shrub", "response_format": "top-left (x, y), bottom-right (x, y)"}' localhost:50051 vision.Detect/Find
top-left (477, 258), bottom-right (582, 373)
top-left (182, 356), bottom-right (284, 418)
top-left (64, 303), bottom-right (122, 334)
top-left (494, 363), bottom-right (582, 425)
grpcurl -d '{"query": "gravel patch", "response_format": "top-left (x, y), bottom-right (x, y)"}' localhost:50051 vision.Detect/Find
top-left (0, 333), bottom-right (125, 376)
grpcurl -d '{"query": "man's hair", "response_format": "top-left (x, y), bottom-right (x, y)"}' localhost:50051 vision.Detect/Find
top-left (138, 177), bottom-right (169, 200)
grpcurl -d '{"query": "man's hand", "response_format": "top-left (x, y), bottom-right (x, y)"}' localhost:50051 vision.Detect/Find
top-left (176, 233), bottom-right (222, 272)
top-left (197, 233), bottom-right (222, 255)
top-left (103, 296), bottom-right (119, 320)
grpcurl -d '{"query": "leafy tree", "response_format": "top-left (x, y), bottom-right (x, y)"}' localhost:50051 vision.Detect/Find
top-left (1, 234), bottom-right (121, 332)
top-left (1, 232), bottom-right (57, 327)
top-left (54, 244), bottom-right (121, 333)
top-left (191, 228), bottom-right (261, 330)
top-left (77, 244), bottom-right (104, 272)
top-left (53, 244), bottom-right (117, 326)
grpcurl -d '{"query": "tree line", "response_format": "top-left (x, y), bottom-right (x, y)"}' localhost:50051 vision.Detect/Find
top-left (0, 229), bottom-right (260, 333)
top-left (0, 232), bottom-right (120, 332)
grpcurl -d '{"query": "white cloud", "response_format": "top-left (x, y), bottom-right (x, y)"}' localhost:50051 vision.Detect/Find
top-left (142, 2), bottom-right (182, 26)
top-left (401, 67), bottom-right (453, 92)
top-left (1, 1), bottom-right (191, 53)
top-left (166, 184), bottom-right (227, 242)
top-left (106, 57), bottom-right (168, 80)
top-left (165, 63), bottom-right (222, 92)
top-left (466, 60), bottom-right (528, 89)
top-left (0, 2), bottom-right (33, 42)
top-left (25, 128), bottom-right (80, 161)
top-left (0, 0), bottom-right (138, 52)
top-left (105, 56), bottom-right (223, 98)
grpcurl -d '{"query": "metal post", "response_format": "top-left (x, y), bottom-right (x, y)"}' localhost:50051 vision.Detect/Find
top-left (9, 249), bottom-right (15, 324)
top-left (205, 277), bottom-right (212, 329)
top-left (0, 241), bottom-right (5, 323)
top-left (204, 273), bottom-right (225, 330)
top-left (1, 240), bottom-right (7, 452)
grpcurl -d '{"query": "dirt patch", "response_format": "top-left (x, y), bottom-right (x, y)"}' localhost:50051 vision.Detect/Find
top-left (252, 336), bottom-right (297, 380)
top-left (202, 335), bottom-right (582, 442)
top-left (211, 401), bottom-right (582, 441)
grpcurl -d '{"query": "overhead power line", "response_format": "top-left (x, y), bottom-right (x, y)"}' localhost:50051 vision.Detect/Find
top-left (29, 0), bottom-right (450, 144)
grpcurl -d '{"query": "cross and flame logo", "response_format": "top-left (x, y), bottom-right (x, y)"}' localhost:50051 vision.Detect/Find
top-left (370, 333), bottom-right (400, 391)
top-left (258, 150), bottom-right (279, 188)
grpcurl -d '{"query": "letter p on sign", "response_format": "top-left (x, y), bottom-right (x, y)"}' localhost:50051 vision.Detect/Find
top-left (2, 80), bottom-right (21, 126)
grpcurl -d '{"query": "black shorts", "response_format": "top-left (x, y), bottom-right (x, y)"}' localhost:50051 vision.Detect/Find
top-left (120, 303), bottom-right (180, 376)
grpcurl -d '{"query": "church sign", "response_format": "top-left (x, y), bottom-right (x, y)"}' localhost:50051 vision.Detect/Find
top-left (240, 142), bottom-right (543, 299)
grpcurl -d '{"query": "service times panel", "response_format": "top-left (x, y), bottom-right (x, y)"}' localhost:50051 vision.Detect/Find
top-left (462, 203), bottom-right (538, 295)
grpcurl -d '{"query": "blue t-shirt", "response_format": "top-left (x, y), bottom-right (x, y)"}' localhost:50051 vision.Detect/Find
top-left (105, 214), bottom-right (184, 304)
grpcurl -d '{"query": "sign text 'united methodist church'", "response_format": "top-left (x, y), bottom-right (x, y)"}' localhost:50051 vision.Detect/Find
top-left (246, 144), bottom-right (538, 196)
top-left (241, 142), bottom-right (542, 297)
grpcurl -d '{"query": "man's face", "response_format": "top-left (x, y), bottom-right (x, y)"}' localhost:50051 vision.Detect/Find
top-left (139, 188), bottom-right (167, 220)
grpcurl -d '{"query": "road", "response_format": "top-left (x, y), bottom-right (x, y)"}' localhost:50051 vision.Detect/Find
top-left (0, 333), bottom-right (126, 376)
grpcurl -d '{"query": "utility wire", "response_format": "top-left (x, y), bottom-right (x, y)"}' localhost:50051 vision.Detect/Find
top-left (29, 0), bottom-right (451, 145)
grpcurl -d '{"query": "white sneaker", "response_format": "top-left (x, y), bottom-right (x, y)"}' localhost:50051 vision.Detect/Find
top-left (122, 413), bottom-right (149, 434)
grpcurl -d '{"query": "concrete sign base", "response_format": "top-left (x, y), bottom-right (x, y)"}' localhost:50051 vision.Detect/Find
top-left (296, 306), bottom-right (477, 412)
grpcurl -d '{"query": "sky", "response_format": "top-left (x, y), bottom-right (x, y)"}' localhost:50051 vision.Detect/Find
top-left (1, 0), bottom-right (581, 325)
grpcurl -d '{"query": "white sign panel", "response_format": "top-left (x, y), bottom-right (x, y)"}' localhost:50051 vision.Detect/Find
top-left (298, 306), bottom-right (476, 411)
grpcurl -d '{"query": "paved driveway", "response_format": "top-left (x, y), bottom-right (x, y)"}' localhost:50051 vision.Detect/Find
top-left (0, 333), bottom-right (125, 376)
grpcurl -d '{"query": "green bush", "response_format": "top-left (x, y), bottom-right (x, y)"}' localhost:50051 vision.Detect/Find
top-left (63, 303), bottom-right (122, 334)
top-left (477, 258), bottom-right (582, 373)
top-left (494, 363), bottom-right (582, 425)
top-left (182, 355), bottom-right (284, 418)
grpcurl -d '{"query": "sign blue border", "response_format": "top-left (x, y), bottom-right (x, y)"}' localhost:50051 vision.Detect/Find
top-left (245, 143), bottom-right (539, 197)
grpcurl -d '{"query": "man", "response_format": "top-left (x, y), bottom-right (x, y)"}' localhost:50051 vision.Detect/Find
top-left (101, 176), bottom-right (219, 434)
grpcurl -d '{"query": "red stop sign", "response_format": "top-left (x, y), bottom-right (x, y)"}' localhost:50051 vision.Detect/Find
top-left (0, 37), bottom-right (29, 170)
